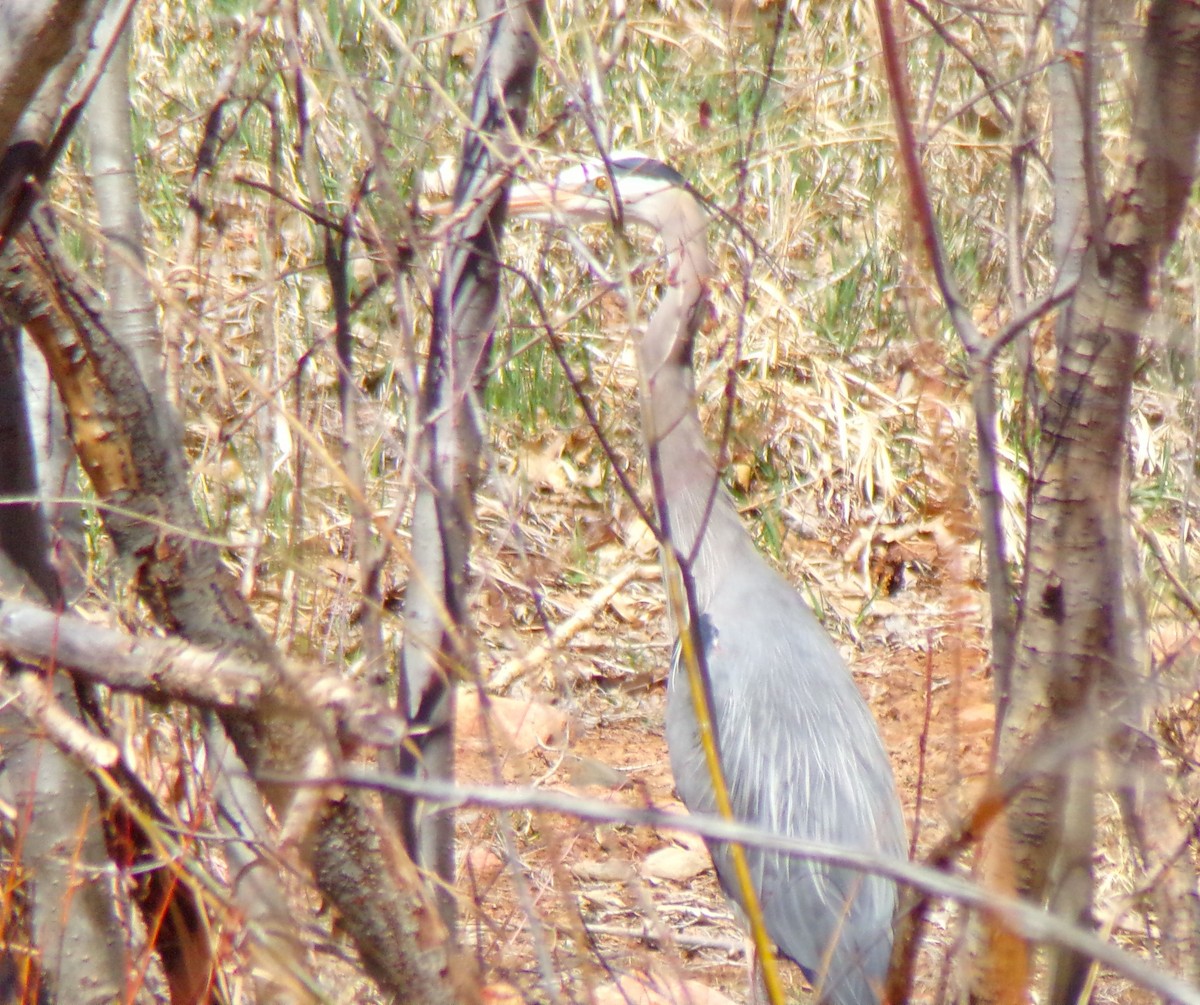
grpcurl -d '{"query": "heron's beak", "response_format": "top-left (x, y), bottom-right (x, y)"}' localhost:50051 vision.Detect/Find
top-left (419, 179), bottom-right (562, 219)
top-left (507, 179), bottom-right (610, 224)
top-left (505, 179), bottom-right (560, 221)
top-left (422, 178), bottom-right (610, 224)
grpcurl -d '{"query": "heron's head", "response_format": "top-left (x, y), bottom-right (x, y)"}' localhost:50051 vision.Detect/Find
top-left (509, 154), bottom-right (688, 225)
top-left (509, 153), bottom-right (710, 282)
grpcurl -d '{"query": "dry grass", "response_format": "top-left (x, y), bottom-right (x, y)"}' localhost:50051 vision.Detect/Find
top-left (26, 0), bottom-right (1200, 1001)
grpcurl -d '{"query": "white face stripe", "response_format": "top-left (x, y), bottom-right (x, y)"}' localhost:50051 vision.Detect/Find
top-left (509, 155), bottom-right (709, 283)
top-left (550, 153), bottom-right (682, 206)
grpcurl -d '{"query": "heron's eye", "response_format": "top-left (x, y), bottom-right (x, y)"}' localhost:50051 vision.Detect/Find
top-left (592, 174), bottom-right (610, 194)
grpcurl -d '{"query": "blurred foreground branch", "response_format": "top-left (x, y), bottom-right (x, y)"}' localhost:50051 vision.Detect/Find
top-left (397, 0), bottom-right (544, 929)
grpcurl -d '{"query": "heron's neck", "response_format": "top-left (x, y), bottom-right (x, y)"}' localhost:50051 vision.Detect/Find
top-left (639, 280), bottom-right (756, 608)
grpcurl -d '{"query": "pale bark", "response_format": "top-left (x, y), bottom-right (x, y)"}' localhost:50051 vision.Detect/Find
top-left (1046, 0), bottom-right (1089, 308)
top-left (83, 25), bottom-right (318, 999)
top-left (0, 594), bottom-right (407, 742)
top-left (979, 4), bottom-right (1200, 1001)
top-left (0, 0), bottom-right (98, 161)
top-left (0, 4), bottom-right (481, 993)
top-left (22, 329), bottom-right (86, 602)
top-left (0, 0), bottom-right (110, 239)
top-left (1116, 728), bottom-right (1200, 984)
top-left (0, 595), bottom-right (262, 708)
top-left (0, 2), bottom-right (528, 1000)
top-left (1, 18), bottom-right (219, 980)
top-left (873, 0), bottom-right (1200, 1000)
top-left (0, 329), bottom-right (59, 603)
top-left (0, 325), bottom-right (131, 1005)
top-left (397, 0), bottom-right (544, 927)
top-left (86, 3), bottom-right (164, 400)
top-left (0, 680), bottom-right (131, 1005)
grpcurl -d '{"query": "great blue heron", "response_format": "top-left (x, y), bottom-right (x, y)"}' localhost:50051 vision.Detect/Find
top-left (508, 154), bottom-right (906, 1005)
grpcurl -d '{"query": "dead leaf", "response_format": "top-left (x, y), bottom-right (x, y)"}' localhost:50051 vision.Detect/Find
top-left (608, 593), bottom-right (641, 623)
top-left (456, 692), bottom-right (568, 754)
top-left (564, 754), bottom-right (628, 789)
top-left (641, 844), bottom-right (709, 882)
top-left (959, 702), bottom-right (994, 733)
top-left (624, 517), bottom-right (659, 559)
top-left (481, 982), bottom-right (524, 1005)
top-left (463, 845), bottom-right (504, 885)
top-left (518, 436), bottom-right (569, 493)
top-left (571, 858), bottom-right (632, 883)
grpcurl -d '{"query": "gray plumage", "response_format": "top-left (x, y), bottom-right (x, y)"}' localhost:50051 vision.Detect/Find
top-left (510, 155), bottom-right (906, 1005)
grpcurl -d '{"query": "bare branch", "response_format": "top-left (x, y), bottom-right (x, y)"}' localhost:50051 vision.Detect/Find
top-left (324, 765), bottom-right (1200, 1005)
top-left (488, 561), bottom-right (649, 690)
top-left (0, 596), bottom-right (261, 708)
top-left (3, 668), bottom-right (118, 767)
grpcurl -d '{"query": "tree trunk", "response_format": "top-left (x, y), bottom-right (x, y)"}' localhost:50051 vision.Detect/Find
top-left (973, 5), bottom-right (1200, 1001)
top-left (0, 325), bottom-right (132, 1005)
top-left (396, 0), bottom-right (544, 928)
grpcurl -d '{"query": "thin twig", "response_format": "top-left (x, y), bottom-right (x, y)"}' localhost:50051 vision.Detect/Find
top-left (489, 562), bottom-right (650, 691)
top-left (291, 764), bottom-right (1200, 1005)
top-left (982, 282), bottom-right (1078, 365)
top-left (584, 923), bottom-right (746, 955)
top-left (1134, 522), bottom-right (1200, 621)
top-left (873, 0), bottom-right (985, 357)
